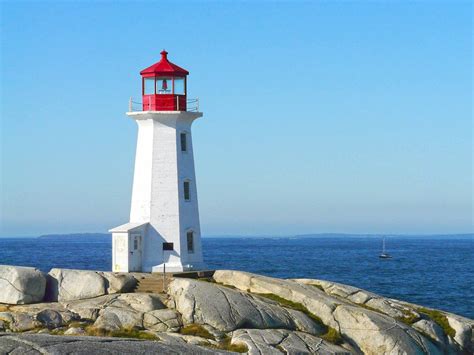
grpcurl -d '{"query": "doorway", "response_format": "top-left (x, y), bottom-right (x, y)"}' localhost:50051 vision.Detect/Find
top-left (129, 233), bottom-right (142, 272)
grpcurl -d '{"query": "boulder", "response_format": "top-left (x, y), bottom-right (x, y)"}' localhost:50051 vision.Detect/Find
top-left (99, 272), bottom-right (137, 294)
top-left (61, 293), bottom-right (165, 323)
top-left (446, 314), bottom-right (473, 352)
top-left (36, 309), bottom-right (64, 329)
top-left (90, 293), bottom-right (167, 331)
top-left (62, 294), bottom-right (118, 321)
top-left (295, 278), bottom-right (420, 322)
top-left (168, 278), bottom-right (323, 334)
top-left (93, 307), bottom-right (143, 331)
top-left (47, 269), bottom-right (107, 302)
top-left (0, 312), bottom-right (13, 323)
top-left (10, 313), bottom-right (40, 332)
top-left (231, 329), bottom-right (351, 355)
top-left (108, 293), bottom-right (166, 312)
top-left (64, 327), bottom-right (86, 335)
top-left (143, 309), bottom-right (182, 332)
top-left (0, 265), bottom-right (46, 304)
top-left (413, 319), bottom-right (447, 346)
top-left (333, 305), bottom-right (440, 354)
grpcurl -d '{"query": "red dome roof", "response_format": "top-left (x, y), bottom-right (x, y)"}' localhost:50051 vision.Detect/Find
top-left (140, 50), bottom-right (189, 77)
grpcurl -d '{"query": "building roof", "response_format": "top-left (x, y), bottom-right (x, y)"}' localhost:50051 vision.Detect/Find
top-left (140, 50), bottom-right (189, 77)
top-left (109, 222), bottom-right (148, 233)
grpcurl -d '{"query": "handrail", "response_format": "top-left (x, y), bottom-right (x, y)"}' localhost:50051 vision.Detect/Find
top-left (128, 97), bottom-right (200, 112)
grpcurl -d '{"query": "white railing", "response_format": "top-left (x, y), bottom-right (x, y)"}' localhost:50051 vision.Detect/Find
top-left (128, 97), bottom-right (200, 112)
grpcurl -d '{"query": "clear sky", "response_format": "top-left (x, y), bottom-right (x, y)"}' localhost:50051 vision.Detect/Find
top-left (1, 1), bottom-right (472, 237)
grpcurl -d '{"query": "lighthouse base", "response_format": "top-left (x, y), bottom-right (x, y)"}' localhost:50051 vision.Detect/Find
top-left (152, 261), bottom-right (207, 273)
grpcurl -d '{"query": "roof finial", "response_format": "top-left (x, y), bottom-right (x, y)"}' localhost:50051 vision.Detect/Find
top-left (160, 49), bottom-right (168, 60)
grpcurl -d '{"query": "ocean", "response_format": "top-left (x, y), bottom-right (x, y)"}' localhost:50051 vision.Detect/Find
top-left (0, 235), bottom-right (472, 319)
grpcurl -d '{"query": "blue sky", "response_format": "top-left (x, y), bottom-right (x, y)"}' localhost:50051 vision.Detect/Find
top-left (1, 1), bottom-right (472, 237)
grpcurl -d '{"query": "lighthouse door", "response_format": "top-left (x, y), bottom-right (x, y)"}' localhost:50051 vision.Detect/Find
top-left (129, 233), bottom-right (142, 272)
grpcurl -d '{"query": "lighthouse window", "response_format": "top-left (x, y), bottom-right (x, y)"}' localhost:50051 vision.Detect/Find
top-left (180, 133), bottom-right (187, 152)
top-left (183, 180), bottom-right (191, 201)
top-left (156, 78), bottom-right (172, 94)
top-left (187, 231), bottom-right (194, 253)
top-left (174, 78), bottom-right (185, 95)
top-left (144, 78), bottom-right (155, 95)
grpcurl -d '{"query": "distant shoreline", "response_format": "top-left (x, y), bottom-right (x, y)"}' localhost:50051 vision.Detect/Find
top-left (0, 233), bottom-right (472, 240)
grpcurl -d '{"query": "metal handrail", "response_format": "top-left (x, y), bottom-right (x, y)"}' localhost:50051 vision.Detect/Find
top-left (128, 97), bottom-right (199, 112)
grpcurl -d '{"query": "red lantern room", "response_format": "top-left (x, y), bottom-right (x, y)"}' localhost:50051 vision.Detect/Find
top-left (140, 50), bottom-right (189, 111)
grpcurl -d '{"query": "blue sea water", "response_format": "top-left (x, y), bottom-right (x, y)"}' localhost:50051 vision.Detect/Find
top-left (0, 236), bottom-right (472, 318)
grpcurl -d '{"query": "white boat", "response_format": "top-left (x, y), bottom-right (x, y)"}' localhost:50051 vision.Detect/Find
top-left (379, 237), bottom-right (392, 259)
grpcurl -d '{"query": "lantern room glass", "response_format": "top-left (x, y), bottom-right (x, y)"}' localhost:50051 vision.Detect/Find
top-left (156, 78), bottom-right (172, 94)
top-left (174, 78), bottom-right (185, 95)
top-left (144, 78), bottom-right (155, 95)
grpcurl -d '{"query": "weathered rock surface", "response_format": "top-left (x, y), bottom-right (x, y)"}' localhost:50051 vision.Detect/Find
top-left (143, 309), bottom-right (182, 332)
top-left (413, 319), bottom-right (447, 346)
top-left (64, 326), bottom-right (86, 335)
top-left (1, 267), bottom-right (472, 355)
top-left (69, 293), bottom-right (166, 331)
top-left (47, 269), bottom-right (107, 302)
top-left (296, 277), bottom-right (474, 354)
top-left (36, 309), bottom-right (65, 329)
top-left (0, 265), bottom-right (46, 304)
top-left (214, 270), bottom-right (341, 329)
top-left (333, 304), bottom-right (440, 354)
top-left (108, 292), bottom-right (166, 312)
top-left (446, 314), bottom-right (474, 352)
top-left (214, 270), bottom-right (473, 354)
top-left (62, 294), bottom-right (117, 320)
top-left (0, 333), bottom-right (228, 354)
top-left (168, 278), bottom-right (322, 335)
top-left (10, 313), bottom-right (40, 332)
top-left (232, 328), bottom-right (351, 354)
top-left (94, 306), bottom-right (143, 331)
top-left (99, 272), bottom-right (137, 294)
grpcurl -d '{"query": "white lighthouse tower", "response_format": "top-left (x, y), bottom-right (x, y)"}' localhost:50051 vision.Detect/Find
top-left (110, 50), bottom-right (205, 273)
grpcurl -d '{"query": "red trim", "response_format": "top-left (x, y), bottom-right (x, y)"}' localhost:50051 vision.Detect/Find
top-left (142, 94), bottom-right (187, 111)
top-left (140, 50), bottom-right (189, 77)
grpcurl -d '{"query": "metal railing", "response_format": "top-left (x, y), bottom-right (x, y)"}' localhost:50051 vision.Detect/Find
top-left (128, 97), bottom-right (200, 112)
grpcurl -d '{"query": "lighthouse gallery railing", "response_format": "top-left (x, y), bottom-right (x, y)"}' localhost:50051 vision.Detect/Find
top-left (128, 97), bottom-right (200, 112)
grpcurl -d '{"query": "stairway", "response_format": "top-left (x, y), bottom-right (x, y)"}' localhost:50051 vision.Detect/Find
top-left (133, 274), bottom-right (173, 294)
top-left (131, 270), bottom-right (214, 294)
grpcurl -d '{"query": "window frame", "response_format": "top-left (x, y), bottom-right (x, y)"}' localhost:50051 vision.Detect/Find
top-left (180, 132), bottom-right (188, 152)
top-left (183, 179), bottom-right (191, 201)
top-left (173, 77), bottom-right (186, 95)
top-left (142, 76), bottom-right (187, 95)
top-left (143, 77), bottom-right (156, 95)
top-left (186, 230), bottom-right (194, 253)
top-left (156, 77), bottom-right (173, 95)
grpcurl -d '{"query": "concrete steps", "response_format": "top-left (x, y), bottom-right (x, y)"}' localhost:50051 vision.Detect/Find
top-left (131, 270), bottom-right (215, 294)
top-left (133, 275), bottom-right (173, 294)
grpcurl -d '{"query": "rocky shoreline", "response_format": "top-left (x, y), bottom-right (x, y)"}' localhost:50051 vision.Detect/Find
top-left (0, 265), bottom-right (472, 354)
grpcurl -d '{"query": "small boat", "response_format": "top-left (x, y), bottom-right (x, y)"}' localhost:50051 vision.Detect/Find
top-left (379, 237), bottom-right (392, 259)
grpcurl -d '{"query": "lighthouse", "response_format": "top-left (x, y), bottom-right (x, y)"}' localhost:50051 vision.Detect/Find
top-left (110, 51), bottom-right (205, 273)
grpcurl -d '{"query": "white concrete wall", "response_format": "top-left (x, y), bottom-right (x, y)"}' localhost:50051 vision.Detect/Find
top-left (129, 120), bottom-right (154, 223)
top-left (127, 111), bottom-right (205, 272)
top-left (176, 119), bottom-right (204, 268)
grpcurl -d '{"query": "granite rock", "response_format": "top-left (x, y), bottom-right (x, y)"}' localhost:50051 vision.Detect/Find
top-left (0, 265), bottom-right (46, 304)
